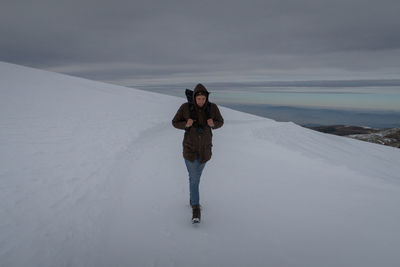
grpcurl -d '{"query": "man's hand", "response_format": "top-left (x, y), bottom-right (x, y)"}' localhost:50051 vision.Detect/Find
top-left (186, 119), bottom-right (195, 128)
top-left (207, 119), bottom-right (215, 128)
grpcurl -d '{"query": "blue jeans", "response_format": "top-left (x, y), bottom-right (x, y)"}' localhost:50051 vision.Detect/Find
top-left (184, 158), bottom-right (206, 206)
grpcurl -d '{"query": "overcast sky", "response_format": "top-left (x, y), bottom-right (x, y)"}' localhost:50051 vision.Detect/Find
top-left (1, 0), bottom-right (400, 86)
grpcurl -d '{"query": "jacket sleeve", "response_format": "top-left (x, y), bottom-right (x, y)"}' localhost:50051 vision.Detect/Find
top-left (212, 104), bottom-right (224, 129)
top-left (172, 104), bottom-right (187, 130)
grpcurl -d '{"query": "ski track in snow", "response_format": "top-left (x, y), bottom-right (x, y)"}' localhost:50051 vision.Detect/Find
top-left (1, 62), bottom-right (400, 267)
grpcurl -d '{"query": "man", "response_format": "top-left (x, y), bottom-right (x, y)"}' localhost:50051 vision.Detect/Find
top-left (172, 83), bottom-right (224, 223)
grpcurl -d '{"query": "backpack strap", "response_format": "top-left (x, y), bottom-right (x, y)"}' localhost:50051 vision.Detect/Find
top-left (205, 102), bottom-right (212, 119)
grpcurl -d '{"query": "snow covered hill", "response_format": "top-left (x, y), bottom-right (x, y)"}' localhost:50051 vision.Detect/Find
top-left (1, 61), bottom-right (400, 267)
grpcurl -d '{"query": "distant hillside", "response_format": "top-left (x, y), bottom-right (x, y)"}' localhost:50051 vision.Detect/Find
top-left (307, 125), bottom-right (400, 148)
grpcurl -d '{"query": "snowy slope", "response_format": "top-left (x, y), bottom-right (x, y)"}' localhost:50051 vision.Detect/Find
top-left (1, 61), bottom-right (400, 267)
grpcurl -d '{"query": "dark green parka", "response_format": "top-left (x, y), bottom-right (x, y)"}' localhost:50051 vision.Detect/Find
top-left (172, 84), bottom-right (224, 163)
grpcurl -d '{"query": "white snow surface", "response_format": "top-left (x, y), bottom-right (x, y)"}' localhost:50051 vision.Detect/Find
top-left (1, 61), bottom-right (400, 267)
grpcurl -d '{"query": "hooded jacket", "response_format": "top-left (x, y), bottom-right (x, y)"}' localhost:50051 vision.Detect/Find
top-left (172, 84), bottom-right (224, 163)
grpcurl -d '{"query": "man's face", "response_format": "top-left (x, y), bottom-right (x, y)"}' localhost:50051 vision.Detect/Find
top-left (195, 95), bottom-right (207, 107)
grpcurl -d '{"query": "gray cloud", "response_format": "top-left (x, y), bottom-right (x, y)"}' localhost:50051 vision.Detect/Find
top-left (1, 0), bottom-right (400, 84)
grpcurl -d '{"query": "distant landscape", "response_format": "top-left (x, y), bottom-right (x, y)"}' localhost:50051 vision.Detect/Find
top-left (305, 125), bottom-right (400, 149)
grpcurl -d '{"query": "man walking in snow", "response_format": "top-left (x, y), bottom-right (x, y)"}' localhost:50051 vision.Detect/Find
top-left (172, 83), bottom-right (224, 223)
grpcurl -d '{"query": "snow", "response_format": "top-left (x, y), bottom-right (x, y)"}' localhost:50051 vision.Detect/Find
top-left (1, 61), bottom-right (400, 267)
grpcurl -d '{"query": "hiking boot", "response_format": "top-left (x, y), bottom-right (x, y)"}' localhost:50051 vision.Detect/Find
top-left (192, 204), bottom-right (201, 223)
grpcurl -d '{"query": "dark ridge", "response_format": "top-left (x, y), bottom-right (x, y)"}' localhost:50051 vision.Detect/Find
top-left (305, 125), bottom-right (380, 136)
top-left (305, 125), bottom-right (400, 148)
